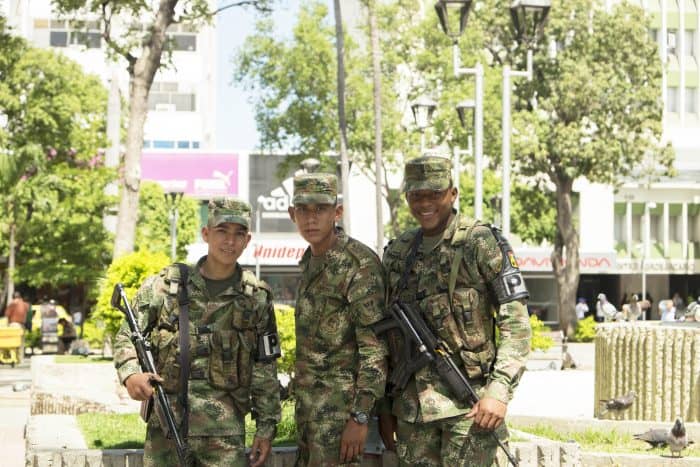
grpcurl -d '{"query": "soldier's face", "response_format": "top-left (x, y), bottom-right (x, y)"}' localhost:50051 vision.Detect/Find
top-left (406, 186), bottom-right (457, 236)
top-left (201, 222), bottom-right (251, 267)
top-left (288, 203), bottom-right (341, 247)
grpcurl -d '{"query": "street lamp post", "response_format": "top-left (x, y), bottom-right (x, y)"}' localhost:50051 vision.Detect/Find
top-left (435, 0), bottom-right (484, 220)
top-left (411, 96), bottom-right (438, 155)
top-left (435, 0), bottom-right (550, 233)
top-left (455, 99), bottom-right (477, 216)
top-left (501, 0), bottom-right (551, 236)
top-left (166, 191), bottom-right (184, 261)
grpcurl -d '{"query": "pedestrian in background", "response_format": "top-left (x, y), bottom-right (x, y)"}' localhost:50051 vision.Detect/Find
top-left (113, 197), bottom-right (281, 467)
top-left (288, 173), bottom-right (388, 466)
top-left (575, 297), bottom-right (589, 321)
top-left (379, 156), bottom-right (531, 466)
top-left (57, 317), bottom-right (77, 354)
top-left (4, 292), bottom-right (29, 328)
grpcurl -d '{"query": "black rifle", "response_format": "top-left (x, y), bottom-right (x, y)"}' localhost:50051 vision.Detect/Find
top-left (111, 283), bottom-right (190, 466)
top-left (373, 300), bottom-right (519, 467)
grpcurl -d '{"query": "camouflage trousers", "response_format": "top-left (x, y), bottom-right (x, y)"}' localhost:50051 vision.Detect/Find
top-left (395, 415), bottom-right (509, 467)
top-left (143, 423), bottom-right (246, 467)
top-left (295, 419), bottom-right (361, 467)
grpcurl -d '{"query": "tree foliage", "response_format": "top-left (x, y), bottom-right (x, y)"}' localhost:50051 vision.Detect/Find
top-left (507, 0), bottom-right (672, 334)
top-left (93, 250), bottom-right (171, 339)
top-left (0, 18), bottom-right (111, 302)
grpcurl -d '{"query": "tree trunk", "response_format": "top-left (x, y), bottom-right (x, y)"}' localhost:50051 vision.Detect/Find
top-left (550, 175), bottom-right (580, 338)
top-left (112, 0), bottom-right (178, 258)
top-left (333, 0), bottom-right (351, 234)
top-left (5, 221), bottom-right (15, 306)
top-left (367, 0), bottom-right (383, 251)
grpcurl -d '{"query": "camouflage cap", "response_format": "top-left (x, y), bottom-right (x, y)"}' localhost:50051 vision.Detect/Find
top-left (292, 173), bottom-right (338, 205)
top-left (402, 156), bottom-right (452, 192)
top-left (207, 197), bottom-right (251, 228)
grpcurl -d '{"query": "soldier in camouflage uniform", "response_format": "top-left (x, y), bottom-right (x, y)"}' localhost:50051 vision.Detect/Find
top-left (287, 173), bottom-right (388, 466)
top-left (378, 156), bottom-right (532, 466)
top-left (114, 198), bottom-right (281, 467)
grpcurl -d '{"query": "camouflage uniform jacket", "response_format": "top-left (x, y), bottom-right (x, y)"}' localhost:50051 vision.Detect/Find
top-left (294, 229), bottom-right (388, 423)
top-left (383, 214), bottom-right (531, 423)
top-left (114, 257), bottom-right (281, 439)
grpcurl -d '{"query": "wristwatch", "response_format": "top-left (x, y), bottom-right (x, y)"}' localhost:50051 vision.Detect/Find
top-left (351, 411), bottom-right (369, 425)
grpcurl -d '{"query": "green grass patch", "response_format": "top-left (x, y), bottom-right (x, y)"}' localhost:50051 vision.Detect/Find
top-left (54, 355), bottom-right (113, 364)
top-left (77, 413), bottom-right (146, 449)
top-left (513, 423), bottom-right (700, 457)
top-left (77, 400), bottom-right (297, 450)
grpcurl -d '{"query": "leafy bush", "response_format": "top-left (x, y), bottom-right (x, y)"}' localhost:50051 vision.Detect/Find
top-left (80, 319), bottom-right (106, 349)
top-left (529, 314), bottom-right (554, 352)
top-left (570, 316), bottom-right (597, 343)
top-left (275, 304), bottom-right (296, 376)
top-left (91, 250), bottom-right (170, 339)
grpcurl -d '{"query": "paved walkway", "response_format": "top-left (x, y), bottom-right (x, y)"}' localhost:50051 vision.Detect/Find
top-left (0, 362), bottom-right (31, 467)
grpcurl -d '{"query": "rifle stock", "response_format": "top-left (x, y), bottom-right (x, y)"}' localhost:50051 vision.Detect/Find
top-left (111, 283), bottom-right (190, 466)
top-left (373, 300), bottom-right (519, 467)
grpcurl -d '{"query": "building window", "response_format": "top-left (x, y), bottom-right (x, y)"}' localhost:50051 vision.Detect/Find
top-left (684, 29), bottom-right (696, 58)
top-left (649, 28), bottom-right (657, 43)
top-left (153, 140), bottom-right (175, 149)
top-left (686, 87), bottom-right (697, 114)
top-left (192, 141), bottom-right (200, 149)
top-left (148, 82), bottom-right (196, 112)
top-left (177, 141), bottom-right (190, 149)
top-left (167, 23), bottom-right (197, 51)
top-left (47, 19), bottom-right (101, 49)
top-left (667, 86), bottom-right (679, 113)
top-left (143, 140), bottom-right (152, 149)
top-left (667, 29), bottom-right (678, 56)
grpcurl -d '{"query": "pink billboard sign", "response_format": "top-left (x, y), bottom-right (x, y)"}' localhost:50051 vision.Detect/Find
top-left (141, 152), bottom-right (239, 198)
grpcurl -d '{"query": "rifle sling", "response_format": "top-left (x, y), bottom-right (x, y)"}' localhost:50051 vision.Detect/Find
top-left (176, 263), bottom-right (190, 439)
top-left (395, 229), bottom-right (423, 300)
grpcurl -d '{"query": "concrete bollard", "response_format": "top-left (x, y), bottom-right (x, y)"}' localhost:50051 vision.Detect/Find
top-left (595, 321), bottom-right (700, 422)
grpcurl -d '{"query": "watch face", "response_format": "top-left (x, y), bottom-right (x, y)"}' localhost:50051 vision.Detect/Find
top-left (353, 411), bottom-right (369, 424)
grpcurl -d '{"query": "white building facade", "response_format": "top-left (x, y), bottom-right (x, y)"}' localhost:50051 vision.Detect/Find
top-left (4, 0), bottom-right (218, 151)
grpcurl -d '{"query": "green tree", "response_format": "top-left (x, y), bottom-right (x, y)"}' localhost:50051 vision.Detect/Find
top-left (234, 1), bottom-right (409, 234)
top-left (135, 181), bottom-right (200, 261)
top-left (509, 0), bottom-right (673, 335)
top-left (0, 18), bottom-right (110, 306)
top-left (52, 0), bottom-right (273, 258)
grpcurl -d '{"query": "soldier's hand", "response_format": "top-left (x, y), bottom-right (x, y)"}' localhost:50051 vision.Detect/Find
top-left (466, 396), bottom-right (507, 431)
top-left (249, 436), bottom-right (271, 467)
top-left (378, 413), bottom-right (397, 451)
top-left (340, 418), bottom-right (368, 463)
top-left (124, 372), bottom-right (163, 401)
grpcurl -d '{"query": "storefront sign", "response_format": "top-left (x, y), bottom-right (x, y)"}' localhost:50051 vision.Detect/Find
top-left (141, 152), bottom-right (239, 198)
top-left (616, 258), bottom-right (695, 274)
top-left (516, 250), bottom-right (617, 273)
top-left (187, 237), bottom-right (308, 266)
top-left (249, 155), bottom-right (297, 233)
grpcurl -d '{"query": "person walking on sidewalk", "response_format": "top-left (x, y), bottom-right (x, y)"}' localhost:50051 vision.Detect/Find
top-left (379, 156), bottom-right (532, 466)
top-left (288, 173), bottom-right (388, 466)
top-left (113, 198), bottom-right (281, 467)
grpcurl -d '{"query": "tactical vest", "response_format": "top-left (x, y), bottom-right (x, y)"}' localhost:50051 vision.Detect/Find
top-left (384, 217), bottom-right (497, 380)
top-left (145, 264), bottom-right (272, 397)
